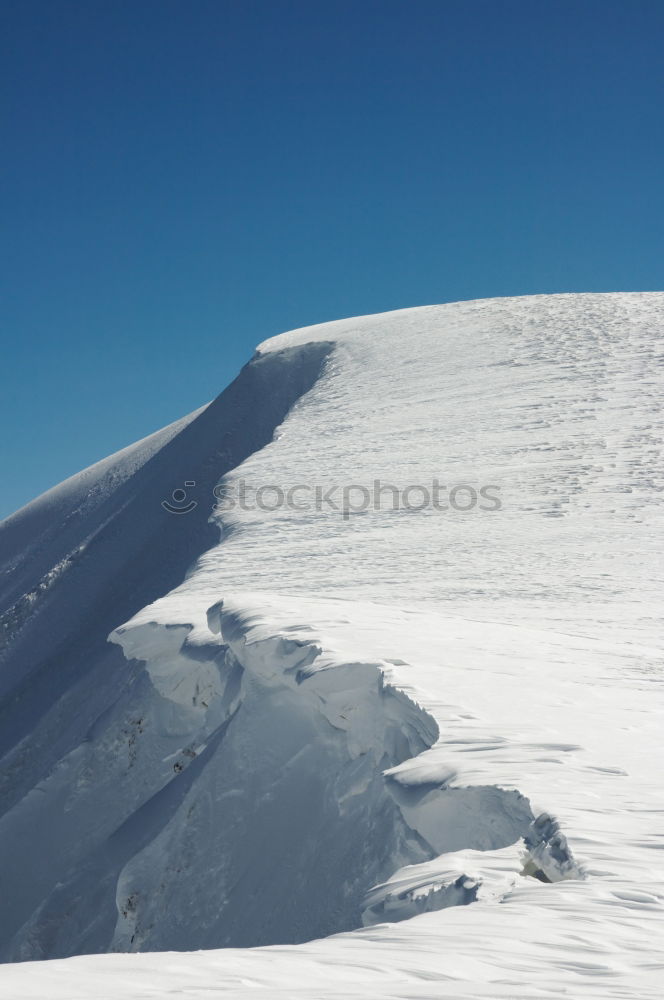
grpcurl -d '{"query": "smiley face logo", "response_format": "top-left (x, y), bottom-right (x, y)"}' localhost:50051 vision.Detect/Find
top-left (161, 481), bottom-right (198, 514)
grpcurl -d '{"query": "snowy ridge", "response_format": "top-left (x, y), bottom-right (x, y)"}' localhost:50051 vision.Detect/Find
top-left (107, 599), bottom-right (434, 950)
top-left (105, 589), bottom-right (581, 945)
top-left (0, 294), bottom-right (662, 997)
top-left (212, 596), bottom-right (583, 895)
top-left (103, 584), bottom-right (662, 996)
top-left (0, 340), bottom-right (333, 957)
top-left (0, 408), bottom-right (203, 659)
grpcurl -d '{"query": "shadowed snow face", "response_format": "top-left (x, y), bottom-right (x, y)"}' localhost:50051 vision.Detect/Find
top-left (0, 295), bottom-right (660, 988)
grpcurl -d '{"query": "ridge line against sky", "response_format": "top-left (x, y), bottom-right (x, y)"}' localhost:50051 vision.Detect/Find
top-left (2, 0), bottom-right (664, 519)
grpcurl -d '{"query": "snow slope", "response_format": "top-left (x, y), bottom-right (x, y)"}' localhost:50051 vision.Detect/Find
top-left (0, 294), bottom-right (662, 998)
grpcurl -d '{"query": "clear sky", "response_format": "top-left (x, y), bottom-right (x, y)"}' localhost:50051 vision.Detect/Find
top-left (2, 0), bottom-right (663, 519)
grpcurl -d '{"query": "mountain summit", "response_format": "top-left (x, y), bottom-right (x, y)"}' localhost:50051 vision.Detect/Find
top-left (1, 294), bottom-right (662, 998)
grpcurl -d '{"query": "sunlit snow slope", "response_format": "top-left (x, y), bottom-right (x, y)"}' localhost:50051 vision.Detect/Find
top-left (0, 294), bottom-right (662, 999)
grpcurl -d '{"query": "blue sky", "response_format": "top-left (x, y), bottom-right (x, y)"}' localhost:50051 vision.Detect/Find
top-left (2, 0), bottom-right (663, 519)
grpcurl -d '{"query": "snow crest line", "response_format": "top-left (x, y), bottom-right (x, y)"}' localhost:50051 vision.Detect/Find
top-left (211, 598), bottom-right (583, 929)
top-left (105, 590), bottom-right (584, 950)
top-left (0, 340), bottom-right (335, 959)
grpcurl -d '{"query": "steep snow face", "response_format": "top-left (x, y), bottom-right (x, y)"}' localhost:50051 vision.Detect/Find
top-left (0, 341), bottom-right (330, 757)
top-left (108, 616), bottom-right (435, 952)
top-left (0, 294), bottom-right (663, 997)
top-left (0, 341), bottom-right (333, 955)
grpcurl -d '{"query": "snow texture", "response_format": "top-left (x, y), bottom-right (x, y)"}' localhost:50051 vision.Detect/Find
top-left (0, 293), bottom-right (662, 998)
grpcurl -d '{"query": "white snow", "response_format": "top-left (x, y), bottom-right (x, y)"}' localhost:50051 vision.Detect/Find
top-left (0, 293), bottom-right (662, 998)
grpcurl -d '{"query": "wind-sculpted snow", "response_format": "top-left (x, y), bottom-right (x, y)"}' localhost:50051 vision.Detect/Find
top-left (0, 294), bottom-right (662, 998)
top-left (0, 341), bottom-right (333, 955)
top-left (102, 594), bottom-right (581, 953)
top-left (106, 603), bottom-right (436, 950)
top-left (0, 341), bottom-right (331, 753)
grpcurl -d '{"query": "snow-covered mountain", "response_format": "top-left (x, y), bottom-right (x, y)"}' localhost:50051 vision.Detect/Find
top-left (0, 294), bottom-right (662, 998)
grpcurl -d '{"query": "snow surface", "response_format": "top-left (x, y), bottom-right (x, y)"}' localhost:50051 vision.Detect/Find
top-left (0, 293), bottom-right (662, 998)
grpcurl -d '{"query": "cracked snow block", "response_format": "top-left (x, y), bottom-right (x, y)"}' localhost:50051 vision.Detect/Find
top-left (523, 812), bottom-right (584, 883)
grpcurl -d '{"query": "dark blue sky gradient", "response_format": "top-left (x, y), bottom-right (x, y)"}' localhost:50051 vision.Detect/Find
top-left (2, 0), bottom-right (663, 517)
